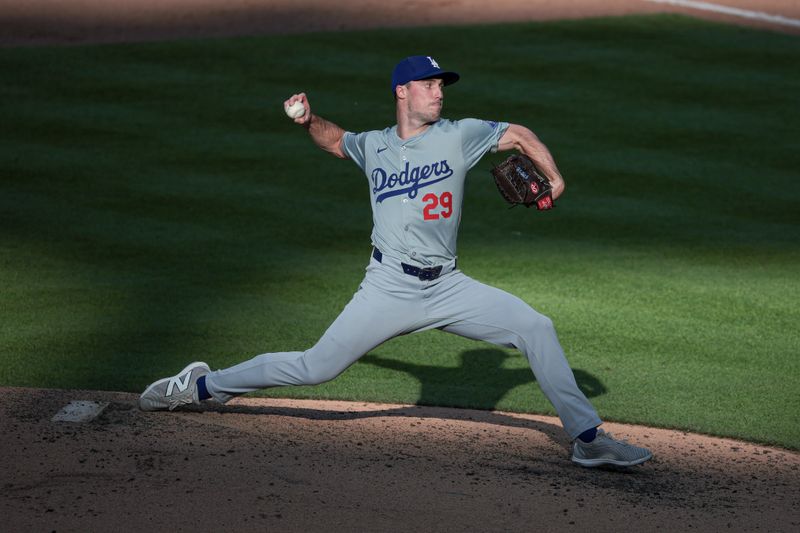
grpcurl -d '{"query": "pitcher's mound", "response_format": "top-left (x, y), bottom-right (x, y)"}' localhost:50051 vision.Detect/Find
top-left (2, 387), bottom-right (798, 531)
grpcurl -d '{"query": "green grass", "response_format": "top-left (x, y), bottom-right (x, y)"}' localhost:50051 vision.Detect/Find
top-left (1, 14), bottom-right (798, 449)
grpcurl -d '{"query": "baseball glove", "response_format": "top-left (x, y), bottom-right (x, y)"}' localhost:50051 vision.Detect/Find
top-left (491, 154), bottom-right (554, 210)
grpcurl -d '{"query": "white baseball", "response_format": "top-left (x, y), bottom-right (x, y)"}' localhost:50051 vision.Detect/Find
top-left (284, 100), bottom-right (306, 119)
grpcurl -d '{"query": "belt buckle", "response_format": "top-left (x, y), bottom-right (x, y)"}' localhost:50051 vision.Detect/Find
top-left (418, 266), bottom-right (443, 281)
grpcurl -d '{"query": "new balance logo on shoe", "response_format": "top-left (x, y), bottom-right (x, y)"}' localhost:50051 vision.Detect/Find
top-left (166, 372), bottom-right (193, 396)
top-left (139, 362), bottom-right (210, 412)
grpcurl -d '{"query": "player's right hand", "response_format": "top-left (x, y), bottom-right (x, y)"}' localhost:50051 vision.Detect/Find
top-left (284, 93), bottom-right (312, 126)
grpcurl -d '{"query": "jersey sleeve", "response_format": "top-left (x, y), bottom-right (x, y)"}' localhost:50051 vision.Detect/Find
top-left (458, 118), bottom-right (510, 170)
top-left (341, 131), bottom-right (369, 171)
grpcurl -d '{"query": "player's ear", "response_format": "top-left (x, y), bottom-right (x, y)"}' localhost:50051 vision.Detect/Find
top-left (395, 83), bottom-right (408, 100)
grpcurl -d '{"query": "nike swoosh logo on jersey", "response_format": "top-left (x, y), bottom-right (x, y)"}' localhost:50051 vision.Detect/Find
top-left (377, 146), bottom-right (388, 153)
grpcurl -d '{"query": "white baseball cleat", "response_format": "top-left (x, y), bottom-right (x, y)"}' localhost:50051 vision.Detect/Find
top-left (571, 429), bottom-right (653, 467)
top-left (138, 361), bottom-right (210, 411)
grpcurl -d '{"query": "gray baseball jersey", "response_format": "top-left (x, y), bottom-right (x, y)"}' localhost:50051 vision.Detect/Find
top-left (342, 118), bottom-right (507, 266)
top-left (204, 117), bottom-right (601, 440)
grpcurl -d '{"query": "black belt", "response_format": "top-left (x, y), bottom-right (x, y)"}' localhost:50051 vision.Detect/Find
top-left (372, 248), bottom-right (446, 281)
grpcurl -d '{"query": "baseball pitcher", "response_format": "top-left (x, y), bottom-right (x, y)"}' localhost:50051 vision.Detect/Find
top-left (140, 55), bottom-right (652, 468)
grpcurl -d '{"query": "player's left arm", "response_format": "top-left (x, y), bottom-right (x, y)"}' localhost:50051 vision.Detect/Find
top-left (497, 124), bottom-right (565, 200)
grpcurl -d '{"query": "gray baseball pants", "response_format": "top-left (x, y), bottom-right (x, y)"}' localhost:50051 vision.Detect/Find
top-left (205, 254), bottom-right (602, 439)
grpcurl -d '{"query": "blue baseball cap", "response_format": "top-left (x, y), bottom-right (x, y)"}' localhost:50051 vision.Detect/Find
top-left (391, 55), bottom-right (460, 96)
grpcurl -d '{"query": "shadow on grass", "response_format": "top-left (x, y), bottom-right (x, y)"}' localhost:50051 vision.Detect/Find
top-left (361, 348), bottom-right (607, 408)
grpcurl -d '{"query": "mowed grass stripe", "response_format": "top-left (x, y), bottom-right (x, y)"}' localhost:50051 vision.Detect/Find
top-left (0, 14), bottom-right (798, 447)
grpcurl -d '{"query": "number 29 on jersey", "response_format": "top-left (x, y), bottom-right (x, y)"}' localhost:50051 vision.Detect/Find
top-left (422, 191), bottom-right (453, 221)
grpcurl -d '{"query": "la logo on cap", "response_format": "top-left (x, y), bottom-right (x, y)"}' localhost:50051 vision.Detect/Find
top-left (390, 55), bottom-right (460, 95)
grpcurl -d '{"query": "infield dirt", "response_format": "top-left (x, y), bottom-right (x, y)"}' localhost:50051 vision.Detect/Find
top-left (1, 0), bottom-right (799, 46)
top-left (3, 387), bottom-right (800, 531)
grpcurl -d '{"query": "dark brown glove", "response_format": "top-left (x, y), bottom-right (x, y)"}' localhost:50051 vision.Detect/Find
top-left (491, 154), bottom-right (554, 210)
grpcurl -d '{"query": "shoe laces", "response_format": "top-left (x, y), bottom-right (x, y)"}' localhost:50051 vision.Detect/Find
top-left (597, 429), bottom-right (630, 446)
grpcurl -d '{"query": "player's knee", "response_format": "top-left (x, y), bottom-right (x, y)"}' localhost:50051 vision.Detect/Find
top-left (300, 337), bottom-right (363, 385)
top-left (535, 314), bottom-right (555, 332)
top-left (302, 367), bottom-right (335, 385)
top-left (505, 311), bottom-right (556, 350)
top-left (302, 358), bottom-right (349, 385)
top-left (526, 312), bottom-right (556, 340)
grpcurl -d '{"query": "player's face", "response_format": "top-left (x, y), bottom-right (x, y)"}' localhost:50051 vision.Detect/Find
top-left (404, 78), bottom-right (445, 124)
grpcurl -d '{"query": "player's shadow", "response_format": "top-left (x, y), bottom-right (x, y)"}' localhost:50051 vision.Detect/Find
top-left (361, 348), bottom-right (606, 409)
top-left (191, 349), bottom-right (608, 452)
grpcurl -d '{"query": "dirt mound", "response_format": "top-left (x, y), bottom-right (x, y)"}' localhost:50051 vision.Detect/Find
top-left (2, 387), bottom-right (798, 531)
